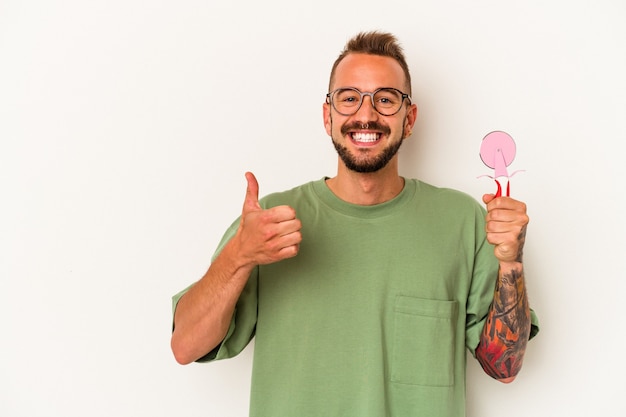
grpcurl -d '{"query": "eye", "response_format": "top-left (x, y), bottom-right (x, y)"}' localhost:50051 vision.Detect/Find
top-left (374, 89), bottom-right (401, 107)
top-left (334, 89), bottom-right (360, 106)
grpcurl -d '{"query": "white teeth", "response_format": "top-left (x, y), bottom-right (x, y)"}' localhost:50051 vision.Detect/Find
top-left (352, 133), bottom-right (379, 143)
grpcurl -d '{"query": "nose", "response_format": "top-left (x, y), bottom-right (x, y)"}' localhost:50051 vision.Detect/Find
top-left (354, 93), bottom-right (378, 121)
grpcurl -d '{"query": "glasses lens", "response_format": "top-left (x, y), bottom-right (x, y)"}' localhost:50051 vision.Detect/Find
top-left (373, 88), bottom-right (403, 115)
top-left (332, 88), bottom-right (361, 115)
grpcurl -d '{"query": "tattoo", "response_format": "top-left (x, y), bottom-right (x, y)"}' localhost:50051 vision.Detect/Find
top-left (477, 268), bottom-right (531, 380)
top-left (516, 225), bottom-right (527, 263)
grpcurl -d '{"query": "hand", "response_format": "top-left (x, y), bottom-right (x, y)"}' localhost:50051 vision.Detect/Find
top-left (235, 172), bottom-right (302, 266)
top-left (482, 194), bottom-right (529, 263)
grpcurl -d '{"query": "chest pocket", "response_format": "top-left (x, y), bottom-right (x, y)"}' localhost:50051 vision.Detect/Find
top-left (391, 296), bottom-right (458, 386)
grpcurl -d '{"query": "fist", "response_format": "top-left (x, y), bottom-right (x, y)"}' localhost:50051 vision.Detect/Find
top-left (482, 194), bottom-right (529, 263)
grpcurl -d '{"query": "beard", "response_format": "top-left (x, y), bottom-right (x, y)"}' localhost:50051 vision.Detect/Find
top-left (331, 120), bottom-right (405, 173)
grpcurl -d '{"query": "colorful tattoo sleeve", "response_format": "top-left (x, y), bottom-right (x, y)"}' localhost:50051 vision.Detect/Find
top-left (476, 267), bottom-right (531, 380)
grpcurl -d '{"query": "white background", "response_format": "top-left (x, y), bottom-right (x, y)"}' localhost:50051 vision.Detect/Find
top-left (1, 1), bottom-right (625, 416)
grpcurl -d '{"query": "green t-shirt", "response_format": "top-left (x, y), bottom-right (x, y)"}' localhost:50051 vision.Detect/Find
top-left (172, 178), bottom-right (539, 417)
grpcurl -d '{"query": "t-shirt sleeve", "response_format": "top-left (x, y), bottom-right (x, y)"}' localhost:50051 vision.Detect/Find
top-left (464, 223), bottom-right (499, 357)
top-left (170, 218), bottom-right (259, 363)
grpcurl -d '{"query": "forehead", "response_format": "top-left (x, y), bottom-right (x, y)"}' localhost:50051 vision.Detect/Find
top-left (332, 53), bottom-right (407, 91)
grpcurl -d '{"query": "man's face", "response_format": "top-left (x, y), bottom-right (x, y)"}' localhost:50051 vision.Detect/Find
top-left (323, 53), bottom-right (417, 173)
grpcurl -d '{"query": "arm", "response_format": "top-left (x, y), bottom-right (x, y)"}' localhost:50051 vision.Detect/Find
top-left (475, 194), bottom-right (531, 383)
top-left (170, 172), bottom-right (302, 365)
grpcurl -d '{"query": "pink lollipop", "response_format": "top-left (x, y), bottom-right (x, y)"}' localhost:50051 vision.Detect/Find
top-left (478, 131), bottom-right (523, 197)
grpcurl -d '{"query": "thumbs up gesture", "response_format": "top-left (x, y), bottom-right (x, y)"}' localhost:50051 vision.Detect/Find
top-left (236, 172), bottom-right (302, 266)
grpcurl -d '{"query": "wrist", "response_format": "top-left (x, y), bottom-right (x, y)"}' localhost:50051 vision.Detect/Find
top-left (221, 235), bottom-right (257, 274)
top-left (499, 260), bottom-right (523, 273)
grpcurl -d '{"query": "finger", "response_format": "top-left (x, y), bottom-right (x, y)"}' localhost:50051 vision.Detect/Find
top-left (242, 172), bottom-right (262, 215)
top-left (273, 218), bottom-right (302, 238)
top-left (261, 205), bottom-right (298, 223)
top-left (253, 215), bottom-right (301, 245)
top-left (482, 193), bottom-right (496, 205)
top-left (486, 206), bottom-right (529, 229)
top-left (276, 243), bottom-right (300, 260)
top-left (493, 242), bottom-right (522, 263)
top-left (273, 231), bottom-right (303, 259)
top-left (486, 196), bottom-right (527, 211)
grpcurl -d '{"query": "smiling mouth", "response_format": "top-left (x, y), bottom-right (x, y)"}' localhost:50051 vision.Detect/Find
top-left (351, 132), bottom-right (381, 145)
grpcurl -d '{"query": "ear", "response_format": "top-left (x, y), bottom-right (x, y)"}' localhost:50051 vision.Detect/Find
top-left (323, 102), bottom-right (332, 136)
top-left (403, 103), bottom-right (418, 139)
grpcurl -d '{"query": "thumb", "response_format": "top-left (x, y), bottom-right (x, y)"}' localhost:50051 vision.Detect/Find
top-left (242, 171), bottom-right (262, 214)
top-left (482, 193), bottom-right (496, 205)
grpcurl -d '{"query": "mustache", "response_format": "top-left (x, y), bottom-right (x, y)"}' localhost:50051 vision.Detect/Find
top-left (340, 121), bottom-right (391, 136)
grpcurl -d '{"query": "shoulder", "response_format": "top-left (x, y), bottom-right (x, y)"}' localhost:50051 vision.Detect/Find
top-left (411, 179), bottom-right (482, 208)
top-left (258, 178), bottom-right (323, 208)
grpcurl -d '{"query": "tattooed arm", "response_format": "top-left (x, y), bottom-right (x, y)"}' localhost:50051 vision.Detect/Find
top-left (475, 194), bottom-right (531, 383)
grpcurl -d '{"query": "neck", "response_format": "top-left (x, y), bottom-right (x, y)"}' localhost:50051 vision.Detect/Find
top-left (326, 161), bottom-right (404, 205)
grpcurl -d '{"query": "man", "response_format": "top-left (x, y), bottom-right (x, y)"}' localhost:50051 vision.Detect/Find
top-left (171, 31), bottom-right (539, 417)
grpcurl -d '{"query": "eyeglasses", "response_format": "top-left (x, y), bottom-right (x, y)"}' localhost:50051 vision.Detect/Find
top-left (326, 87), bottom-right (411, 116)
